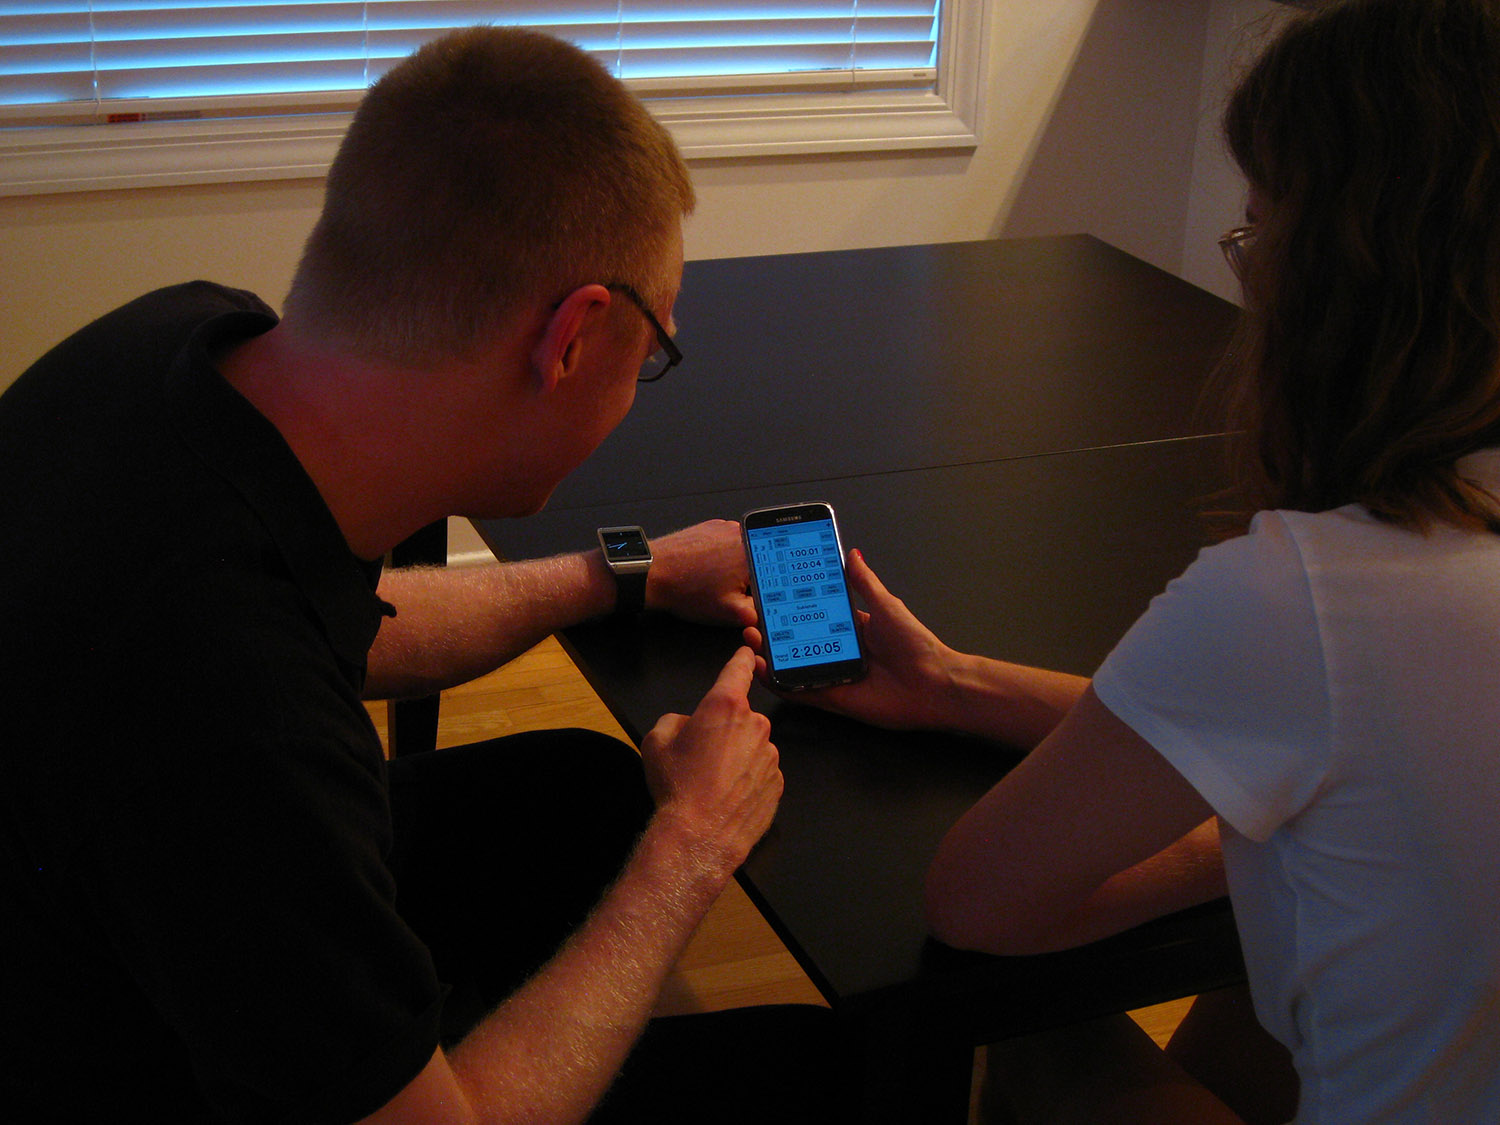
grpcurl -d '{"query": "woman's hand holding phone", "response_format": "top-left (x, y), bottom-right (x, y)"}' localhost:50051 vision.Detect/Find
top-left (747, 548), bottom-right (962, 733)
top-left (742, 503), bottom-right (866, 691)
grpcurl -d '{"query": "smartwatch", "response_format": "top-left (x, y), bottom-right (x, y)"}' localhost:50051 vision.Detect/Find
top-left (597, 525), bottom-right (652, 614)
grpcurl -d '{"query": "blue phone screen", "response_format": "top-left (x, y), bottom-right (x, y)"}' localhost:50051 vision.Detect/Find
top-left (746, 516), bottom-right (860, 672)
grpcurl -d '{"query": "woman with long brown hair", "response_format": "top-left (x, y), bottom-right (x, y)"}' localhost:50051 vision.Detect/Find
top-left (756, 1), bottom-right (1500, 1120)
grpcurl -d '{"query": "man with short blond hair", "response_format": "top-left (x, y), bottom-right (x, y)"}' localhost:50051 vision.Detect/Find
top-left (284, 26), bottom-right (694, 370)
top-left (0, 26), bottom-right (845, 1124)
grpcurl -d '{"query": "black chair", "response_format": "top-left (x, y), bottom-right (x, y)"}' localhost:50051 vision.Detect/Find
top-left (386, 519), bottom-right (447, 756)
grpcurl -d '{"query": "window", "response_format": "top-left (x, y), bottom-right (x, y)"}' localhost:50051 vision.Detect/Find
top-left (0, 0), bottom-right (984, 195)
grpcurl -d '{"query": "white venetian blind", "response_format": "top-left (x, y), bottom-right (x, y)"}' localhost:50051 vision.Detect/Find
top-left (0, 0), bottom-right (943, 122)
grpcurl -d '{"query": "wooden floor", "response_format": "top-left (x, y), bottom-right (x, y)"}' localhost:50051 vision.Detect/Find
top-left (366, 636), bottom-right (1193, 1121)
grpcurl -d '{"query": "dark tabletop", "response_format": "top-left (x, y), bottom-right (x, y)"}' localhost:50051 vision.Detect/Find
top-left (478, 235), bottom-right (1245, 1042)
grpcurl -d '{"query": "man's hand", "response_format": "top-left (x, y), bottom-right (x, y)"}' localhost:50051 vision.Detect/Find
top-left (368, 650), bottom-right (783, 1125)
top-left (639, 647), bottom-right (782, 876)
top-left (645, 519), bottom-right (755, 627)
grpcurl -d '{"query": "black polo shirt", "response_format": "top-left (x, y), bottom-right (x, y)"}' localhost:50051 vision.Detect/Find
top-left (0, 284), bottom-right (443, 1121)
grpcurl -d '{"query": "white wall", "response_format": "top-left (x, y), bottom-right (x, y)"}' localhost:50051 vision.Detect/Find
top-left (1000, 0), bottom-right (1207, 272)
top-left (996, 0), bottom-right (1288, 303)
top-left (0, 0), bottom-right (1290, 557)
top-left (1184, 0), bottom-right (1288, 301)
top-left (0, 1), bottom-right (1226, 382)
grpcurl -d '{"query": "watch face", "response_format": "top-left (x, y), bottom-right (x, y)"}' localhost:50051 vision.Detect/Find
top-left (600, 527), bottom-right (650, 563)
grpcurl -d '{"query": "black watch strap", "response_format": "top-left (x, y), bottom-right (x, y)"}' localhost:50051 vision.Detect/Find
top-left (597, 525), bottom-right (652, 615)
top-left (613, 568), bottom-right (648, 615)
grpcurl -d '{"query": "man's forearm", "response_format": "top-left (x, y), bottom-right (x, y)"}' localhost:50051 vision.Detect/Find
top-left (366, 552), bottom-right (615, 699)
top-left (366, 520), bottom-right (754, 700)
top-left (441, 646), bottom-right (777, 1121)
top-left (445, 811), bottom-right (736, 1123)
top-left (360, 648), bottom-right (779, 1125)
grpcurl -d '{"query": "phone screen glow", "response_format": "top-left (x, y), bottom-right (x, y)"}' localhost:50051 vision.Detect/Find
top-left (746, 517), bottom-right (860, 672)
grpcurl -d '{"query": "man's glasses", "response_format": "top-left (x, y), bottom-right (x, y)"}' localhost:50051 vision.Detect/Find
top-left (608, 283), bottom-right (682, 383)
top-left (1219, 225), bottom-right (1257, 280)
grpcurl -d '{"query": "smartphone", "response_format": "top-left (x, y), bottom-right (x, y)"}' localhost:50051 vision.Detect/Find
top-left (742, 502), bottom-right (866, 691)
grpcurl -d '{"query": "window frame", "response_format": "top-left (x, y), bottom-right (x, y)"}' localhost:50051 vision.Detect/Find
top-left (0, 0), bottom-right (985, 197)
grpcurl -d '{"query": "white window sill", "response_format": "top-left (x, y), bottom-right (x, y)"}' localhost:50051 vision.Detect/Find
top-left (0, 84), bottom-right (978, 196)
top-left (0, 0), bottom-right (984, 196)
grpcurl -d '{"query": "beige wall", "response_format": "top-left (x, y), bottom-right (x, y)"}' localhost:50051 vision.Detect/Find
top-left (0, 0), bottom-right (1242, 381)
top-left (0, 0), bottom-right (1287, 555)
top-left (996, 0), bottom-right (1285, 303)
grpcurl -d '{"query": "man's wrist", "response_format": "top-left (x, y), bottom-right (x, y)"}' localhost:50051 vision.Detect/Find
top-left (597, 525), bottom-right (652, 614)
top-left (635, 808), bottom-right (742, 905)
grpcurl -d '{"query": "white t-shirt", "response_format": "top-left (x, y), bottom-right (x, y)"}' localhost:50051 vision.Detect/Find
top-left (1093, 451), bottom-right (1500, 1124)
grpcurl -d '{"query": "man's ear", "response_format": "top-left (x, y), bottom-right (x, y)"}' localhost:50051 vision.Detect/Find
top-left (530, 284), bottom-right (613, 393)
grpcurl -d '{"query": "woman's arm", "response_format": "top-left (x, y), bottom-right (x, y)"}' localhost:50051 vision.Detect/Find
top-left (925, 685), bottom-right (1225, 955)
top-left (753, 551), bottom-right (1223, 951)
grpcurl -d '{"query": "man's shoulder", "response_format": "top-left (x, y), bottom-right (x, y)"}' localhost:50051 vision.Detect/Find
top-left (0, 281), bottom-right (288, 687)
top-left (99, 281), bottom-right (274, 327)
top-left (4, 282), bottom-right (273, 399)
top-left (59, 283), bottom-right (276, 370)
top-left (120, 280), bottom-right (274, 323)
